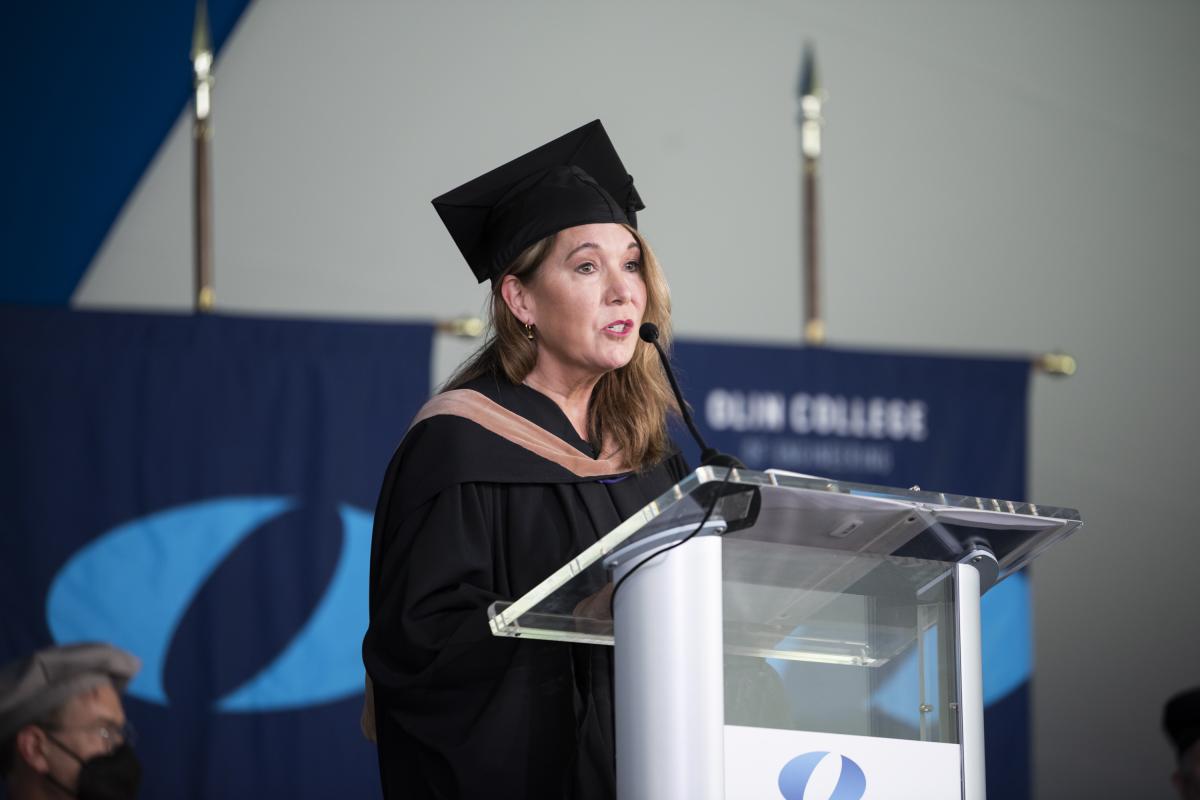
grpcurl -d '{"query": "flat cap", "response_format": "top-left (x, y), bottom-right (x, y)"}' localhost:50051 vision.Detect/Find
top-left (0, 643), bottom-right (140, 741)
top-left (1164, 686), bottom-right (1200, 759)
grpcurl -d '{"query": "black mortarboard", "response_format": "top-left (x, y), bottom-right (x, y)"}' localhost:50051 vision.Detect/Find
top-left (1164, 687), bottom-right (1200, 759)
top-left (432, 120), bottom-right (645, 283)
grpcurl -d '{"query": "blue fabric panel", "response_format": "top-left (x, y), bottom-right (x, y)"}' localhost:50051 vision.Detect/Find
top-left (0, 317), bottom-right (1033, 799)
top-left (2, 1), bottom-right (251, 304)
top-left (0, 307), bottom-right (433, 799)
top-left (671, 340), bottom-right (1028, 499)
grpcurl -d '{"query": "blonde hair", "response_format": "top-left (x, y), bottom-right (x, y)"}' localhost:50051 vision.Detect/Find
top-left (445, 225), bottom-right (677, 471)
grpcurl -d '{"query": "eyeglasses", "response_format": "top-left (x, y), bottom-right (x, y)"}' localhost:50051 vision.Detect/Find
top-left (41, 721), bottom-right (137, 754)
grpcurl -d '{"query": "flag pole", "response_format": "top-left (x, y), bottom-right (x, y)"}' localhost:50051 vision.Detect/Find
top-left (797, 43), bottom-right (825, 344)
top-left (191, 0), bottom-right (215, 312)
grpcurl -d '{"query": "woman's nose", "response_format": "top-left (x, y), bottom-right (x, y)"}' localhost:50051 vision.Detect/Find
top-left (606, 270), bottom-right (634, 304)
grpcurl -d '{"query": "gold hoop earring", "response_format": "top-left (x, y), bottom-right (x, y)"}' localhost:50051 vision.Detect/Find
top-left (524, 322), bottom-right (535, 340)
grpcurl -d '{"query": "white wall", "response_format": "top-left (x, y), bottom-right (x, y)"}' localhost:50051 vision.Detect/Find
top-left (76, 1), bottom-right (1200, 797)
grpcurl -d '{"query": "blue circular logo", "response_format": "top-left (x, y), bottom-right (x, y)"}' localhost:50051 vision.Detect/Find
top-left (778, 751), bottom-right (867, 800)
top-left (46, 496), bottom-right (373, 712)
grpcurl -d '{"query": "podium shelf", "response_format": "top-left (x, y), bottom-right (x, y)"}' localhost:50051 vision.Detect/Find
top-left (488, 466), bottom-right (1080, 669)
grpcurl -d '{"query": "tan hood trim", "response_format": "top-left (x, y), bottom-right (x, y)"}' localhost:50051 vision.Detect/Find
top-left (411, 389), bottom-right (630, 477)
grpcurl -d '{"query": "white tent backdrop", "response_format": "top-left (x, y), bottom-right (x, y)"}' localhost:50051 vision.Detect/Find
top-left (76, 2), bottom-right (1200, 797)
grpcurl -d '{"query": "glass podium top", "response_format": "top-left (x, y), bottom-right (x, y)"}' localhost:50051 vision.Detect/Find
top-left (488, 466), bottom-right (1081, 666)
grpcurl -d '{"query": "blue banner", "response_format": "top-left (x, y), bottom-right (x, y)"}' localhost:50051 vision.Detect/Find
top-left (673, 341), bottom-right (1028, 498)
top-left (0, 316), bottom-right (1032, 799)
top-left (673, 339), bottom-right (1033, 800)
top-left (0, 307), bottom-right (433, 800)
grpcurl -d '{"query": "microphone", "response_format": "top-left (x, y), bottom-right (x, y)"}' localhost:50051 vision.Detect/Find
top-left (640, 323), bottom-right (744, 469)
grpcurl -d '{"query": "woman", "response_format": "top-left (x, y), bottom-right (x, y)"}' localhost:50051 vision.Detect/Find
top-left (362, 121), bottom-right (688, 799)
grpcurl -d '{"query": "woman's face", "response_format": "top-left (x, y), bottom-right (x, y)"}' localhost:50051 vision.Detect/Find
top-left (511, 223), bottom-right (647, 386)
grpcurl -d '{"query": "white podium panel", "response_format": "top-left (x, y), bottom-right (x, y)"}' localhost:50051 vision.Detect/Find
top-left (725, 725), bottom-right (960, 800)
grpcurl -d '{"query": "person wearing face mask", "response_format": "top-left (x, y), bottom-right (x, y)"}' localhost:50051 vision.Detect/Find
top-left (0, 643), bottom-right (142, 800)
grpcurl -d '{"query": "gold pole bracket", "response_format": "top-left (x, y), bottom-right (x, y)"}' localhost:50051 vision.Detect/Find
top-left (436, 317), bottom-right (485, 338)
top-left (1035, 352), bottom-right (1077, 377)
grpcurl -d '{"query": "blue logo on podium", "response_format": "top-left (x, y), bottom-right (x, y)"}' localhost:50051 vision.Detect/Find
top-left (778, 751), bottom-right (866, 800)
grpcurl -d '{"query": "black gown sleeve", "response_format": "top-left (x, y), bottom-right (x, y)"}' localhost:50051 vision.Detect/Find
top-left (367, 478), bottom-right (593, 798)
top-left (369, 482), bottom-right (513, 691)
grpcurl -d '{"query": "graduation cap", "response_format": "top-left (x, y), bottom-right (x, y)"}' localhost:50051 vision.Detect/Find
top-left (1165, 687), bottom-right (1200, 759)
top-left (432, 120), bottom-right (645, 283)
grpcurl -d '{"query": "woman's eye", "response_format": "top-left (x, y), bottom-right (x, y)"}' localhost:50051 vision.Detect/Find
top-left (624, 260), bottom-right (642, 272)
top-left (575, 262), bottom-right (596, 274)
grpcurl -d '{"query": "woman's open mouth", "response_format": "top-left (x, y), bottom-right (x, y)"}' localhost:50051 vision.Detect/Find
top-left (603, 319), bottom-right (634, 336)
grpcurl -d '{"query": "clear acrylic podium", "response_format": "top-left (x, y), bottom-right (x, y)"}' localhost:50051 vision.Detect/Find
top-left (488, 467), bottom-right (1082, 799)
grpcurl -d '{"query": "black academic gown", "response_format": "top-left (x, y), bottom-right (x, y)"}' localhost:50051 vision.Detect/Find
top-left (363, 374), bottom-right (689, 800)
